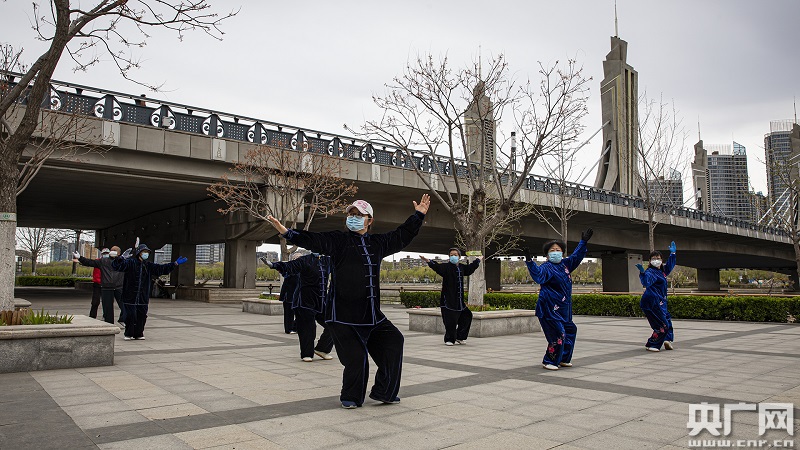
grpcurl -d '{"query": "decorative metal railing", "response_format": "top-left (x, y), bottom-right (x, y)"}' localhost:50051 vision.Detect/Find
top-left (2, 70), bottom-right (787, 238)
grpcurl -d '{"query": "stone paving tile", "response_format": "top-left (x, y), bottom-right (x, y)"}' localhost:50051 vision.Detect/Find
top-left (6, 291), bottom-right (800, 450)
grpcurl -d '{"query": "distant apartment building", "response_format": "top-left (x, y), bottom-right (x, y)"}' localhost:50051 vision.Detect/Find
top-left (256, 251), bottom-right (279, 263)
top-left (154, 244), bottom-right (172, 264)
top-left (196, 243), bottom-right (225, 265)
top-left (646, 170), bottom-right (684, 208)
top-left (764, 120), bottom-right (795, 216)
top-left (399, 256), bottom-right (427, 269)
top-left (51, 239), bottom-right (97, 262)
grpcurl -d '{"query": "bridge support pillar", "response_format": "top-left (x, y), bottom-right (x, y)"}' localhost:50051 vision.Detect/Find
top-left (601, 253), bottom-right (643, 293)
top-left (485, 258), bottom-right (501, 292)
top-left (170, 244), bottom-right (196, 288)
top-left (224, 239), bottom-right (258, 289)
top-left (697, 268), bottom-right (721, 292)
top-left (789, 272), bottom-right (800, 292)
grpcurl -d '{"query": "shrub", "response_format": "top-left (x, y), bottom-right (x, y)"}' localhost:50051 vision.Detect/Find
top-left (399, 291), bottom-right (800, 322)
top-left (15, 276), bottom-right (91, 287)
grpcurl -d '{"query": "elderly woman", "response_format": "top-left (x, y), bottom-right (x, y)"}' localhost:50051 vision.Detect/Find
top-left (636, 241), bottom-right (677, 352)
top-left (525, 229), bottom-right (593, 370)
top-left (421, 248), bottom-right (480, 346)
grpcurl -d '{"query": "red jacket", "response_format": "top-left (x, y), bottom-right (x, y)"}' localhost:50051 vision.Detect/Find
top-left (92, 263), bottom-right (101, 284)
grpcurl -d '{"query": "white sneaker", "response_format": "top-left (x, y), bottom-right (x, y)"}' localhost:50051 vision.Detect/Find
top-left (289, 331), bottom-right (297, 334)
top-left (559, 362), bottom-right (573, 367)
top-left (301, 357), bottom-right (313, 362)
top-left (664, 341), bottom-right (674, 350)
top-left (646, 347), bottom-right (659, 352)
top-left (135, 336), bottom-right (145, 340)
top-left (123, 336), bottom-right (132, 341)
top-left (543, 364), bottom-right (559, 370)
top-left (445, 342), bottom-right (454, 346)
top-left (455, 340), bottom-right (465, 345)
top-left (314, 350), bottom-right (334, 360)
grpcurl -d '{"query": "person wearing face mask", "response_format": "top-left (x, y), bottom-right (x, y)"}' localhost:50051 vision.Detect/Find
top-left (420, 248), bottom-right (481, 346)
top-left (74, 246), bottom-right (125, 325)
top-left (524, 228), bottom-right (593, 370)
top-left (264, 251), bottom-right (335, 362)
top-left (266, 194), bottom-right (430, 409)
top-left (112, 242), bottom-right (189, 340)
top-left (635, 241), bottom-right (677, 352)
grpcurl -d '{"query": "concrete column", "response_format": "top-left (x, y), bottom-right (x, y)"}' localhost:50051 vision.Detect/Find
top-left (697, 268), bottom-right (721, 292)
top-left (484, 258), bottom-right (501, 292)
top-left (223, 239), bottom-right (258, 289)
top-left (601, 253), bottom-right (643, 293)
top-left (789, 272), bottom-right (800, 292)
top-left (170, 244), bottom-right (196, 288)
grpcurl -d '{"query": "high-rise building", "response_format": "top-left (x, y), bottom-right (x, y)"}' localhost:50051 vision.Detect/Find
top-left (746, 191), bottom-right (769, 224)
top-left (464, 81), bottom-right (496, 169)
top-left (256, 251), bottom-right (279, 263)
top-left (154, 244), bottom-right (172, 264)
top-left (594, 34), bottom-right (640, 196)
top-left (691, 140), bottom-right (710, 213)
top-left (765, 120), bottom-right (795, 214)
top-left (706, 142), bottom-right (752, 221)
top-left (195, 243), bottom-right (225, 265)
top-left (646, 170), bottom-right (683, 208)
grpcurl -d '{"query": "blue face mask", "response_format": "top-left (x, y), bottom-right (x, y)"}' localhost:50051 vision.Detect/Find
top-left (449, 255), bottom-right (459, 264)
top-left (346, 216), bottom-right (365, 232)
top-left (140, 252), bottom-right (150, 260)
top-left (548, 251), bottom-right (563, 264)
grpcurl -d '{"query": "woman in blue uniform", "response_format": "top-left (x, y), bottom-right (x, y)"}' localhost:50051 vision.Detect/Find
top-left (636, 241), bottom-right (677, 352)
top-left (421, 249), bottom-right (480, 346)
top-left (264, 252), bottom-right (335, 362)
top-left (266, 195), bottom-right (430, 409)
top-left (525, 229), bottom-right (592, 370)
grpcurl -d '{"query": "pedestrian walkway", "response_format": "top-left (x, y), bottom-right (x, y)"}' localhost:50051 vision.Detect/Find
top-left (1, 288), bottom-right (799, 449)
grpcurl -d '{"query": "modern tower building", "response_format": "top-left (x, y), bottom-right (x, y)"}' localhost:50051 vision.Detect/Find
top-left (691, 140), bottom-right (710, 213)
top-left (765, 120), bottom-right (795, 213)
top-left (195, 243), bottom-right (225, 265)
top-left (464, 80), bottom-right (496, 169)
top-left (646, 170), bottom-right (683, 208)
top-left (594, 35), bottom-right (640, 196)
top-left (705, 142), bottom-right (752, 221)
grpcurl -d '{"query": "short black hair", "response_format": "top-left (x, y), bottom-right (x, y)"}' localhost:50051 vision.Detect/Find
top-left (648, 251), bottom-right (662, 260)
top-left (542, 240), bottom-right (566, 255)
top-left (448, 247), bottom-right (461, 256)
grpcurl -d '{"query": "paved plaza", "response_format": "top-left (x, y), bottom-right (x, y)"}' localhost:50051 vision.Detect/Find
top-left (2, 287), bottom-right (799, 449)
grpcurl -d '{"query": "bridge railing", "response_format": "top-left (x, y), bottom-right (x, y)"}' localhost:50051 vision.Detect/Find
top-left (2, 70), bottom-right (787, 239)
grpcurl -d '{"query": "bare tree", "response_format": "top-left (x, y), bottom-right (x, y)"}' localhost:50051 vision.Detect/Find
top-left (16, 228), bottom-right (68, 274)
top-left (632, 93), bottom-right (688, 251)
top-left (761, 123), bottom-right (800, 286)
top-left (532, 142), bottom-right (582, 245)
top-left (349, 53), bottom-right (590, 304)
top-left (208, 145), bottom-right (358, 261)
top-left (0, 1), bottom-right (236, 310)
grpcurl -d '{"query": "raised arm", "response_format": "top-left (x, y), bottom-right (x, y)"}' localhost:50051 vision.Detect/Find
top-left (148, 261), bottom-right (179, 277)
top-left (663, 242), bottom-right (677, 276)
top-left (375, 194), bottom-right (430, 256)
top-left (565, 228), bottom-right (592, 272)
top-left (426, 260), bottom-right (447, 277)
top-left (77, 255), bottom-right (101, 268)
top-left (272, 256), bottom-right (308, 277)
top-left (462, 258), bottom-right (481, 276)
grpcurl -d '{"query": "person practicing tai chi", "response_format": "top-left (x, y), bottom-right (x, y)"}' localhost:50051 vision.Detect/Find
top-left (266, 194), bottom-right (430, 409)
top-left (276, 252), bottom-right (301, 335)
top-left (112, 240), bottom-right (189, 340)
top-left (635, 241), bottom-right (677, 352)
top-left (420, 248), bottom-right (480, 346)
top-left (525, 228), bottom-right (593, 370)
top-left (263, 252), bottom-right (335, 362)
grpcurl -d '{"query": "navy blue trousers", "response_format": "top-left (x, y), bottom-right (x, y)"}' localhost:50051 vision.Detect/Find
top-left (538, 317), bottom-right (577, 366)
top-left (123, 303), bottom-right (148, 339)
top-left (642, 305), bottom-right (670, 349)
top-left (663, 305), bottom-right (674, 342)
top-left (328, 320), bottom-right (404, 406)
top-left (441, 307), bottom-right (472, 343)
top-left (282, 301), bottom-right (297, 334)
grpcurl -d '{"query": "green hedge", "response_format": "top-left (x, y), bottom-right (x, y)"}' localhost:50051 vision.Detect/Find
top-left (15, 276), bottom-right (91, 287)
top-left (398, 291), bottom-right (800, 323)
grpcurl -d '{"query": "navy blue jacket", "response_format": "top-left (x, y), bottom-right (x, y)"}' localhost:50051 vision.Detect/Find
top-left (112, 257), bottom-right (176, 305)
top-left (283, 211), bottom-right (424, 325)
top-left (639, 252), bottom-right (676, 310)
top-left (427, 259), bottom-right (481, 310)
top-left (526, 240), bottom-right (588, 322)
top-left (272, 254), bottom-right (332, 313)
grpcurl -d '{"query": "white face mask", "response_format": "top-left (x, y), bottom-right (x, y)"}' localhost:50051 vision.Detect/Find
top-left (650, 259), bottom-right (662, 268)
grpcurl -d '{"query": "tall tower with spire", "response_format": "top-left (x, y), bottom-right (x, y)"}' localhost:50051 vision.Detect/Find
top-left (465, 79), bottom-right (497, 169)
top-left (593, 22), bottom-right (640, 195)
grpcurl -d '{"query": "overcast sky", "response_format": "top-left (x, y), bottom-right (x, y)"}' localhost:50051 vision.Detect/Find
top-left (4, 0), bottom-right (799, 256)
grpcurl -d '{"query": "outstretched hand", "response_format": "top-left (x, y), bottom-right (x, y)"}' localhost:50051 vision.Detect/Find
top-left (669, 241), bottom-right (677, 254)
top-left (419, 255), bottom-right (430, 263)
top-left (122, 248), bottom-right (132, 259)
top-left (581, 228), bottom-right (594, 242)
top-left (522, 247), bottom-right (532, 262)
top-left (259, 257), bottom-right (274, 268)
top-left (413, 194), bottom-right (431, 215)
top-left (134, 237), bottom-right (140, 249)
top-left (266, 215), bottom-right (289, 235)
top-left (635, 263), bottom-right (645, 273)
top-left (175, 256), bottom-right (188, 266)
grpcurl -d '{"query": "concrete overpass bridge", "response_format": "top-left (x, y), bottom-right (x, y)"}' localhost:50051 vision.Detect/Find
top-left (10, 74), bottom-right (796, 293)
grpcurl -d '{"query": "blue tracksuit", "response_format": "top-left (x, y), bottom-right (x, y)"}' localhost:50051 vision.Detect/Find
top-left (639, 252), bottom-right (676, 349)
top-left (526, 240), bottom-right (587, 366)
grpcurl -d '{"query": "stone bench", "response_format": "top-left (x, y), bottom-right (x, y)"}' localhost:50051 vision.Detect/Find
top-left (0, 315), bottom-right (120, 373)
top-left (242, 298), bottom-right (284, 315)
top-left (407, 308), bottom-right (540, 337)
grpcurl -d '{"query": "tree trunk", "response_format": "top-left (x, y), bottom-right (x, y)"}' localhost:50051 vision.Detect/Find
top-left (466, 243), bottom-right (486, 306)
top-left (30, 251), bottom-right (38, 275)
top-left (72, 230), bottom-right (81, 276)
top-left (0, 147), bottom-right (16, 310)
